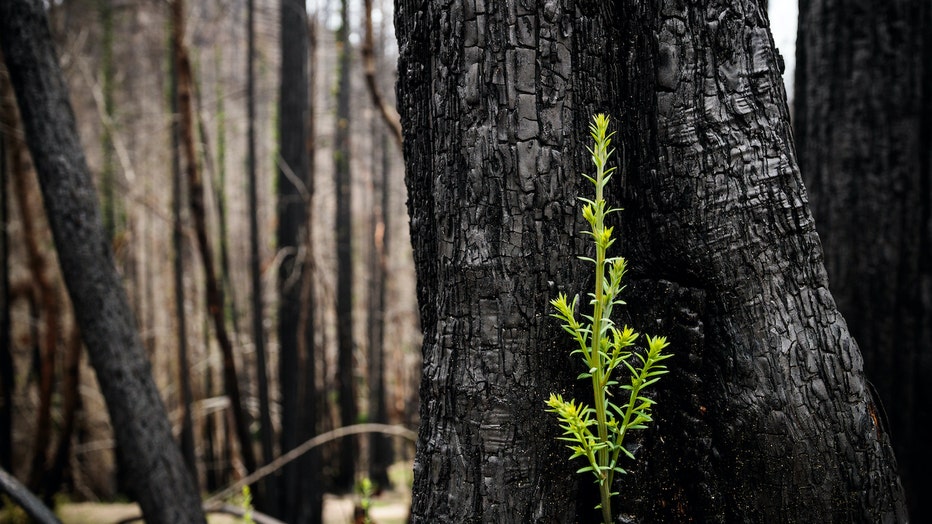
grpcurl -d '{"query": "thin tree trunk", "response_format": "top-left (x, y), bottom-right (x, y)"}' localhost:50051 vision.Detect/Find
top-left (44, 323), bottom-right (81, 499)
top-left (212, 46), bottom-right (241, 338)
top-left (171, 0), bottom-right (258, 478)
top-left (0, 2), bottom-right (205, 521)
top-left (396, 0), bottom-right (908, 521)
top-left (2, 71), bottom-right (59, 495)
top-left (97, 0), bottom-right (117, 241)
top-left (366, 124), bottom-right (391, 489)
top-left (361, 0), bottom-right (401, 148)
top-left (334, 0), bottom-right (357, 491)
top-left (168, 3), bottom-right (197, 480)
top-left (0, 65), bottom-right (12, 475)
top-left (278, 1), bottom-right (322, 522)
top-left (795, 1), bottom-right (932, 519)
top-left (246, 0), bottom-right (275, 489)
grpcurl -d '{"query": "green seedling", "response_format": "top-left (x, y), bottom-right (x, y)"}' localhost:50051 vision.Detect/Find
top-left (547, 113), bottom-right (672, 524)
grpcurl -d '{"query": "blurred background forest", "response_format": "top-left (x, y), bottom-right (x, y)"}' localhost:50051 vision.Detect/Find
top-left (0, 0), bottom-right (421, 516)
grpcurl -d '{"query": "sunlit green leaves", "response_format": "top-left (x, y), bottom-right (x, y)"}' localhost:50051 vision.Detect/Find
top-left (546, 114), bottom-right (672, 524)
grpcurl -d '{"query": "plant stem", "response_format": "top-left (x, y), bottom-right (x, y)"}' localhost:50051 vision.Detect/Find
top-left (591, 129), bottom-right (612, 524)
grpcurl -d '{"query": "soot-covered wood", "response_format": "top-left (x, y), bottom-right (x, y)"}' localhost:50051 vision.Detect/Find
top-left (795, 0), bottom-right (931, 520)
top-left (396, 0), bottom-right (907, 521)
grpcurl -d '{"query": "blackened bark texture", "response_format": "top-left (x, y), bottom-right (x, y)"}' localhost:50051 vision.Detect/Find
top-left (277, 1), bottom-right (322, 522)
top-left (334, 0), bottom-right (358, 491)
top-left (0, 2), bottom-right (206, 523)
top-left (396, 0), bottom-right (908, 522)
top-left (396, 1), bottom-right (592, 520)
top-left (795, 1), bottom-right (932, 520)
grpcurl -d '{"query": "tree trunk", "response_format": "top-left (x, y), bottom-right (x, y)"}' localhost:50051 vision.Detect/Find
top-left (0, 66), bottom-right (11, 475)
top-left (367, 122), bottom-right (392, 489)
top-left (0, 2), bottom-right (205, 522)
top-left (1, 64), bottom-right (59, 497)
top-left (169, 2), bottom-right (198, 480)
top-left (277, 1), bottom-right (322, 522)
top-left (97, 0), bottom-right (117, 241)
top-left (171, 0), bottom-right (258, 479)
top-left (334, 0), bottom-right (357, 491)
top-left (794, 1), bottom-right (932, 520)
top-left (44, 324), bottom-right (82, 500)
top-left (246, 0), bottom-right (275, 489)
top-left (395, 1), bottom-right (908, 522)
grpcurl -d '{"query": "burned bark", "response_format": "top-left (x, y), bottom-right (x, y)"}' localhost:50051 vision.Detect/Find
top-left (396, 0), bottom-right (908, 522)
top-left (795, 1), bottom-right (932, 520)
top-left (277, 0), bottom-right (323, 522)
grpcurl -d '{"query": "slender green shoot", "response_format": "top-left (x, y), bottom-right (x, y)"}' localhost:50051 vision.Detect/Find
top-left (546, 113), bottom-right (672, 524)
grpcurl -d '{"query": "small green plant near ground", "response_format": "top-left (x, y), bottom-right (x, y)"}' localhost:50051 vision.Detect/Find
top-left (238, 485), bottom-right (254, 524)
top-left (546, 113), bottom-right (672, 524)
top-left (355, 477), bottom-right (376, 524)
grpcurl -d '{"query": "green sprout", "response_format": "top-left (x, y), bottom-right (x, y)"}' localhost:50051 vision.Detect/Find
top-left (547, 113), bottom-right (672, 524)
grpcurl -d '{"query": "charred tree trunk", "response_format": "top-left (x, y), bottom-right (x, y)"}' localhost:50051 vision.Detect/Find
top-left (172, 0), bottom-right (258, 478)
top-left (168, 3), bottom-right (197, 480)
top-left (0, 2), bottom-right (205, 522)
top-left (395, 1), bottom-right (908, 522)
top-left (334, 0), bottom-right (357, 491)
top-left (246, 0), bottom-right (275, 488)
top-left (794, 1), bottom-right (932, 520)
top-left (277, 1), bottom-right (322, 522)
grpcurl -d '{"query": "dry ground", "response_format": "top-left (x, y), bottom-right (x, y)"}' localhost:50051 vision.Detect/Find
top-left (50, 490), bottom-right (410, 524)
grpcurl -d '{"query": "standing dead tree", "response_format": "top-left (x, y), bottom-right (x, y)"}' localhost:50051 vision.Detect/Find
top-left (0, 1), bottom-right (206, 522)
top-left (171, 0), bottom-right (258, 477)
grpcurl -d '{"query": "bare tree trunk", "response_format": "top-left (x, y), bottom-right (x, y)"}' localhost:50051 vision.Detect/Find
top-left (277, 1), bottom-right (322, 522)
top-left (96, 0), bottom-right (119, 242)
top-left (1, 70), bottom-right (59, 496)
top-left (171, 0), bottom-right (258, 478)
top-left (367, 124), bottom-right (391, 489)
top-left (334, 0), bottom-right (357, 491)
top-left (396, 0), bottom-right (908, 521)
top-left (795, 0), bottom-right (932, 519)
top-left (168, 3), bottom-right (197, 480)
top-left (361, 0), bottom-right (401, 148)
top-left (246, 0), bottom-right (275, 489)
top-left (0, 1), bottom-right (205, 521)
top-left (44, 324), bottom-right (81, 499)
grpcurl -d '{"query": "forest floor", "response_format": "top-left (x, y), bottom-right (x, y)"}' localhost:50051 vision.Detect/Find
top-left (48, 461), bottom-right (414, 524)
top-left (52, 489), bottom-right (411, 524)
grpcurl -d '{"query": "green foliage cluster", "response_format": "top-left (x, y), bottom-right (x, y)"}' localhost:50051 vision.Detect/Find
top-left (546, 114), bottom-right (672, 524)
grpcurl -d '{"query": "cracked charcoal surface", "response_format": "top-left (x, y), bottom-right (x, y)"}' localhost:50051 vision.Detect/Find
top-left (396, 0), bottom-right (907, 522)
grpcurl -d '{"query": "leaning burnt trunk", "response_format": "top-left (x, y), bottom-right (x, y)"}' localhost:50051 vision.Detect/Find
top-left (0, 2), bottom-right (206, 522)
top-left (395, 0), bottom-right (908, 522)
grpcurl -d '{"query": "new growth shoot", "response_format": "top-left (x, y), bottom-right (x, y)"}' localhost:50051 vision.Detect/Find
top-left (546, 114), bottom-right (672, 524)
